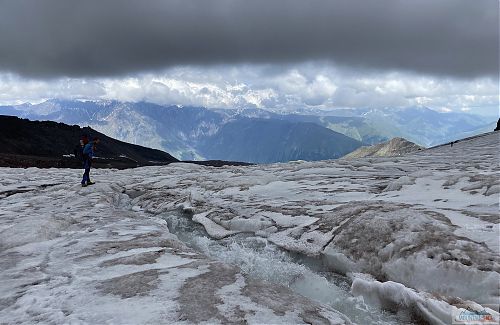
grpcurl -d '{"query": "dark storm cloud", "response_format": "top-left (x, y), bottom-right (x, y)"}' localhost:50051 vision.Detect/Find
top-left (0, 0), bottom-right (498, 78)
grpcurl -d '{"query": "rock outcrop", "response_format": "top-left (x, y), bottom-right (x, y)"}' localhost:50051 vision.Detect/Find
top-left (342, 137), bottom-right (424, 159)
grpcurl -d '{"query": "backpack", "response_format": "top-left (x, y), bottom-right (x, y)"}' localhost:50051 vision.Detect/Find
top-left (74, 135), bottom-right (89, 161)
top-left (74, 143), bottom-right (85, 161)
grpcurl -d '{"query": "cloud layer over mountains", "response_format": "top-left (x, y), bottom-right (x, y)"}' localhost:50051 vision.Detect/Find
top-left (0, 0), bottom-right (498, 78)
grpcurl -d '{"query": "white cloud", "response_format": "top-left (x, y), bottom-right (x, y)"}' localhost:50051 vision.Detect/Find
top-left (0, 63), bottom-right (497, 116)
top-left (0, 74), bottom-right (105, 105)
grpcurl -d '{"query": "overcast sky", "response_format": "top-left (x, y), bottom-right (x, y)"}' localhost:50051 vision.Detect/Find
top-left (0, 0), bottom-right (498, 115)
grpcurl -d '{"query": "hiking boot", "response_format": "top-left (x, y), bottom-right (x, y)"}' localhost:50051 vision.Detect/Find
top-left (81, 183), bottom-right (88, 187)
top-left (87, 181), bottom-right (95, 185)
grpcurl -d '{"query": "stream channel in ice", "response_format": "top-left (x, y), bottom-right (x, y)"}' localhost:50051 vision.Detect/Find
top-left (163, 213), bottom-right (421, 324)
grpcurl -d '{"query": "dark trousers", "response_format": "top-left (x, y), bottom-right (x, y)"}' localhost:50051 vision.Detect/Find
top-left (81, 158), bottom-right (92, 184)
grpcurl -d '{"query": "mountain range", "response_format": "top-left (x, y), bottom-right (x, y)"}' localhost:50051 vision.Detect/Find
top-left (0, 100), bottom-right (494, 163)
top-left (200, 118), bottom-right (362, 163)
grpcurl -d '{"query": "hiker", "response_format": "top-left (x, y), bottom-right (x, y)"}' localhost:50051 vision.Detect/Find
top-left (81, 136), bottom-right (100, 187)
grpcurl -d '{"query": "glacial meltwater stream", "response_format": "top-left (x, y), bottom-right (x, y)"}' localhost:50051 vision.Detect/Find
top-left (162, 213), bottom-right (420, 324)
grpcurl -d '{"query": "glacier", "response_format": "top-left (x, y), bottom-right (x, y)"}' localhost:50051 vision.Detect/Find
top-left (0, 132), bottom-right (498, 324)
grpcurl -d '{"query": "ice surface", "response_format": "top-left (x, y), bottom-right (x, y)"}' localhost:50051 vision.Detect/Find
top-left (0, 171), bottom-right (347, 324)
top-left (351, 276), bottom-right (499, 325)
top-left (1, 131), bottom-right (498, 324)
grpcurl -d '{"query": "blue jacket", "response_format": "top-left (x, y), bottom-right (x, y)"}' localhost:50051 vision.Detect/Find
top-left (83, 141), bottom-right (95, 158)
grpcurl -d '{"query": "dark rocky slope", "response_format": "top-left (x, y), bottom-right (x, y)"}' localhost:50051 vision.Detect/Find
top-left (0, 115), bottom-right (178, 168)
